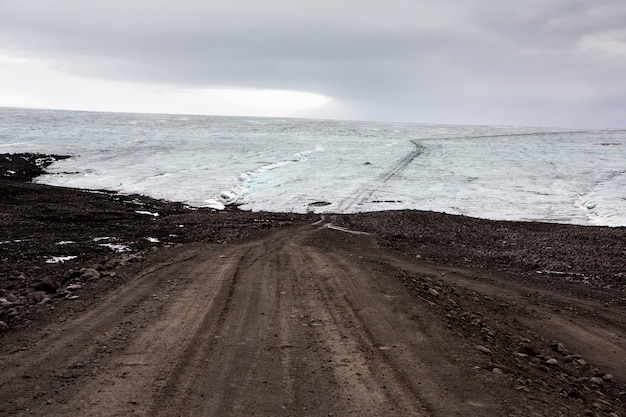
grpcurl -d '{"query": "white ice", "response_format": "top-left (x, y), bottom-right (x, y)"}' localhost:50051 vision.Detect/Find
top-left (1, 108), bottom-right (625, 227)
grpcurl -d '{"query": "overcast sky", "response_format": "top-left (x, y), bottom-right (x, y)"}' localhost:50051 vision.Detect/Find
top-left (1, 0), bottom-right (625, 127)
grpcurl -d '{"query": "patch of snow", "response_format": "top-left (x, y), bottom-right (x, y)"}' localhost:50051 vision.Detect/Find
top-left (99, 243), bottom-right (131, 253)
top-left (46, 255), bottom-right (78, 264)
top-left (135, 210), bottom-right (159, 217)
top-left (324, 224), bottom-right (371, 235)
top-left (0, 239), bottom-right (27, 245)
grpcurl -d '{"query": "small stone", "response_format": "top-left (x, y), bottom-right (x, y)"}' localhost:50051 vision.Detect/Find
top-left (0, 321), bottom-right (9, 333)
top-left (34, 278), bottom-right (58, 294)
top-left (475, 345), bottom-right (491, 354)
top-left (29, 291), bottom-right (47, 304)
top-left (520, 344), bottom-right (541, 356)
top-left (492, 367), bottom-right (503, 374)
top-left (590, 377), bottom-right (604, 386)
top-left (546, 358), bottom-right (559, 366)
top-left (577, 358), bottom-right (587, 366)
top-left (602, 374), bottom-right (614, 382)
top-left (81, 268), bottom-right (101, 280)
top-left (65, 284), bottom-right (83, 291)
top-left (428, 288), bottom-right (439, 297)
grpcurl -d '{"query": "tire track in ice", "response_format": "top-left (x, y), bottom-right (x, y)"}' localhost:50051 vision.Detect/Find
top-left (335, 140), bottom-right (425, 212)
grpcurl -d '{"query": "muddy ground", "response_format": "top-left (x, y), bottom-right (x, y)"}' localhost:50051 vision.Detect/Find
top-left (1, 153), bottom-right (625, 416)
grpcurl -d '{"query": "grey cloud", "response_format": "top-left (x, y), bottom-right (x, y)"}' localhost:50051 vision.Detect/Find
top-left (1, 0), bottom-right (626, 126)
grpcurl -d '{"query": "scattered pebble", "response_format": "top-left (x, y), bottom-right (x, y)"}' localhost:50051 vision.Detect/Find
top-left (65, 284), bottom-right (83, 291)
top-left (475, 345), bottom-right (491, 354)
top-left (428, 288), bottom-right (439, 297)
top-left (80, 268), bottom-right (101, 280)
top-left (590, 377), bottom-right (604, 386)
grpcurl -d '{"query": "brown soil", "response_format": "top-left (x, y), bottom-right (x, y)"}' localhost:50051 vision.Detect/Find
top-left (1, 153), bottom-right (625, 416)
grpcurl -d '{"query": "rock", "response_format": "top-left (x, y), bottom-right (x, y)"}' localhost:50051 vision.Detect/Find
top-left (475, 345), bottom-right (491, 354)
top-left (65, 284), bottom-right (83, 291)
top-left (520, 344), bottom-right (541, 356)
top-left (119, 254), bottom-right (140, 264)
top-left (428, 288), bottom-right (439, 297)
top-left (0, 321), bottom-right (9, 333)
top-left (602, 373), bottom-right (614, 382)
top-left (552, 342), bottom-right (568, 355)
top-left (590, 377), bottom-right (604, 386)
top-left (29, 291), bottom-right (47, 304)
top-left (546, 358), bottom-right (559, 366)
top-left (492, 367), bottom-right (503, 374)
top-left (80, 268), bottom-right (101, 280)
top-left (34, 278), bottom-right (59, 294)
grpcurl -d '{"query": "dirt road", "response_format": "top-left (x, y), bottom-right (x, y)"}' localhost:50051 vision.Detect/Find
top-left (1, 222), bottom-right (625, 416)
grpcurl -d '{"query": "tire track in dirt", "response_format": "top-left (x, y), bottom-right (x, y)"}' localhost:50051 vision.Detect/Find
top-left (297, 239), bottom-right (502, 416)
top-left (0, 248), bottom-right (211, 415)
top-left (149, 234), bottom-right (294, 416)
top-left (285, 245), bottom-right (428, 415)
top-left (381, 255), bottom-right (626, 382)
top-left (60, 245), bottom-right (248, 417)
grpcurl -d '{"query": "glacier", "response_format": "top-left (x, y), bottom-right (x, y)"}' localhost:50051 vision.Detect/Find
top-left (1, 107), bottom-right (625, 226)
